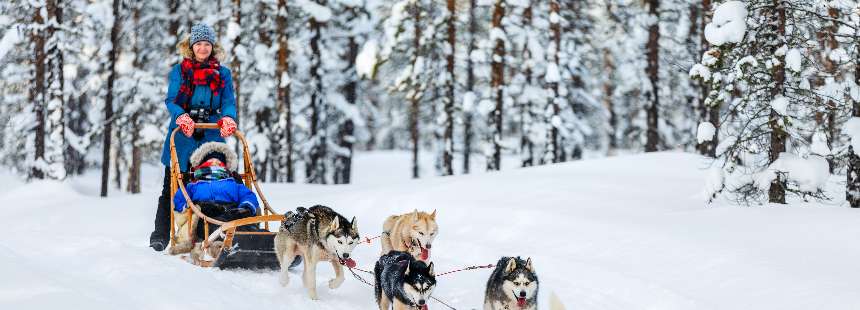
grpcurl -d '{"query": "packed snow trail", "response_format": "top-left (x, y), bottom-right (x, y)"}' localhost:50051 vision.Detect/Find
top-left (1, 152), bottom-right (859, 309)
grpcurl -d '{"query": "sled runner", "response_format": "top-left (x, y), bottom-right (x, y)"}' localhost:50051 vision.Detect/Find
top-left (168, 123), bottom-right (284, 270)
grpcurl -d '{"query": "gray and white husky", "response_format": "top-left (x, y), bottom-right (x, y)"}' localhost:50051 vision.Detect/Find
top-left (375, 250), bottom-right (436, 310)
top-left (274, 205), bottom-right (360, 300)
top-left (484, 256), bottom-right (539, 310)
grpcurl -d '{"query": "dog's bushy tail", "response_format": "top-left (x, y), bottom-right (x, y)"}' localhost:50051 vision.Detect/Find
top-left (549, 291), bottom-right (566, 310)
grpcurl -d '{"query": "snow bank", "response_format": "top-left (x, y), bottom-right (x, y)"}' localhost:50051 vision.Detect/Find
top-left (3, 153), bottom-right (859, 310)
top-left (704, 1), bottom-right (747, 46)
top-left (756, 152), bottom-right (830, 193)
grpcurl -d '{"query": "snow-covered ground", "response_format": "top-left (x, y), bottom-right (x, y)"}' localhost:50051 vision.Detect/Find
top-left (1, 151), bottom-right (859, 309)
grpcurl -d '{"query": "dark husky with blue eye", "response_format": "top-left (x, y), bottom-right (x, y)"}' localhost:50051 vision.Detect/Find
top-left (375, 250), bottom-right (436, 310)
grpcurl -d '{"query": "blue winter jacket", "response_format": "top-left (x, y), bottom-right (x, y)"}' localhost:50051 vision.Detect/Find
top-left (173, 179), bottom-right (259, 216)
top-left (160, 64), bottom-right (237, 171)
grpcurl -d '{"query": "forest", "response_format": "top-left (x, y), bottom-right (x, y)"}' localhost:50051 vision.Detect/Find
top-left (1, 0), bottom-right (858, 206)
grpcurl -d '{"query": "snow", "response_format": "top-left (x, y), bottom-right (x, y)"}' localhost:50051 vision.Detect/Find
top-left (3, 152), bottom-right (860, 310)
top-left (843, 117), bottom-right (860, 151)
top-left (356, 39), bottom-right (378, 79)
top-left (828, 48), bottom-right (849, 63)
top-left (689, 64), bottom-right (711, 82)
top-left (696, 122), bottom-right (716, 143)
top-left (704, 1), bottom-right (747, 46)
top-left (226, 22), bottom-right (241, 41)
top-left (297, 0), bottom-right (333, 22)
top-left (545, 63), bottom-right (561, 83)
top-left (810, 131), bottom-right (831, 156)
top-left (462, 91), bottom-right (476, 113)
top-left (701, 50), bottom-right (718, 66)
top-left (770, 96), bottom-right (789, 116)
top-left (756, 152), bottom-right (831, 193)
top-left (786, 48), bottom-right (802, 72)
top-left (0, 26), bottom-right (21, 62)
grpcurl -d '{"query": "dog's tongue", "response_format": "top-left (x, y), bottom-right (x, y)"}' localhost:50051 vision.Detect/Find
top-left (343, 258), bottom-right (356, 268)
top-left (420, 248), bottom-right (430, 260)
top-left (517, 297), bottom-right (527, 308)
top-left (420, 304), bottom-right (428, 310)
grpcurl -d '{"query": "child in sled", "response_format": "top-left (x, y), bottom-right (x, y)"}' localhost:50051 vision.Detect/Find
top-left (170, 142), bottom-right (258, 255)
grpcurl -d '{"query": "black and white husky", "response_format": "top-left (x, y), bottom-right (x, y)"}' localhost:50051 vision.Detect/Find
top-left (484, 256), bottom-right (539, 310)
top-left (374, 250), bottom-right (436, 310)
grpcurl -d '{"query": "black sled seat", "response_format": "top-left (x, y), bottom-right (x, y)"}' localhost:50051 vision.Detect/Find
top-left (213, 232), bottom-right (280, 270)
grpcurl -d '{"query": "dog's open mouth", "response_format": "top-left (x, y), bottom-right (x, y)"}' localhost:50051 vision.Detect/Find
top-left (339, 257), bottom-right (357, 268)
top-left (517, 297), bottom-right (527, 307)
top-left (419, 304), bottom-right (428, 310)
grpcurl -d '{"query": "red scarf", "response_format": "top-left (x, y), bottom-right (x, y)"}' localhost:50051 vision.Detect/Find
top-left (175, 57), bottom-right (224, 109)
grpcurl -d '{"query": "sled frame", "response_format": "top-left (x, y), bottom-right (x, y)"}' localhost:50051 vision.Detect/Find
top-left (167, 123), bottom-right (284, 268)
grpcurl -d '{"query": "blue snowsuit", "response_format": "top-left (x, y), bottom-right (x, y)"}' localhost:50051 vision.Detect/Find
top-left (173, 178), bottom-right (259, 216)
top-left (160, 64), bottom-right (237, 172)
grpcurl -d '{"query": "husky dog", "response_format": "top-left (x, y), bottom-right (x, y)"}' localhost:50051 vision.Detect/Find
top-left (375, 251), bottom-right (436, 310)
top-left (381, 210), bottom-right (438, 261)
top-left (484, 256), bottom-right (539, 310)
top-left (274, 205), bottom-right (360, 300)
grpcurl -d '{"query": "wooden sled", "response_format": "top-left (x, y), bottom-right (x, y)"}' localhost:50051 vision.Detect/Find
top-left (168, 123), bottom-right (284, 270)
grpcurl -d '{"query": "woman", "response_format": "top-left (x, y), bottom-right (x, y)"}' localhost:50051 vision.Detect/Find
top-left (150, 23), bottom-right (238, 252)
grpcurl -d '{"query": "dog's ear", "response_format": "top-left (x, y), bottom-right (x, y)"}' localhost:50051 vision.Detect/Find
top-left (329, 218), bottom-right (340, 231)
top-left (427, 262), bottom-right (435, 277)
top-left (351, 216), bottom-right (358, 231)
top-left (411, 209), bottom-right (419, 221)
top-left (506, 257), bottom-right (517, 273)
top-left (430, 209), bottom-right (437, 219)
top-left (525, 257), bottom-right (534, 272)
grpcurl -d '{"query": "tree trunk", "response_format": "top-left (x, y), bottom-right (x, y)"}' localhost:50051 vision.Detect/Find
top-left (520, 3), bottom-right (534, 167)
top-left (548, 0), bottom-right (561, 163)
top-left (821, 6), bottom-right (839, 172)
top-left (603, 48), bottom-right (616, 154)
top-left (276, 0), bottom-right (294, 183)
top-left (46, 0), bottom-right (65, 178)
top-left (441, 0), bottom-right (456, 176)
top-left (128, 114), bottom-right (141, 193)
top-left (847, 14), bottom-right (860, 208)
top-left (30, 2), bottom-right (46, 180)
top-left (231, 0), bottom-right (242, 127)
top-left (410, 1), bottom-right (422, 179)
top-left (463, 0), bottom-right (477, 174)
top-left (767, 0), bottom-right (786, 204)
top-left (488, 0), bottom-right (505, 171)
top-left (334, 8), bottom-right (359, 184)
top-left (168, 0), bottom-right (180, 57)
top-left (101, 0), bottom-right (121, 197)
top-left (644, 0), bottom-right (660, 152)
top-left (306, 0), bottom-right (327, 184)
top-left (696, 0), bottom-right (717, 157)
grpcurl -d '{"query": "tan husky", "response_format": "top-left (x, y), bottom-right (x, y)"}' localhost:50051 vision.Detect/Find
top-left (381, 210), bottom-right (438, 262)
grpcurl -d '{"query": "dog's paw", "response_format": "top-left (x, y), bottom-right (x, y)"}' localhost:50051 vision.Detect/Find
top-left (279, 272), bottom-right (290, 287)
top-left (307, 289), bottom-right (319, 300)
top-left (328, 276), bottom-right (344, 289)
